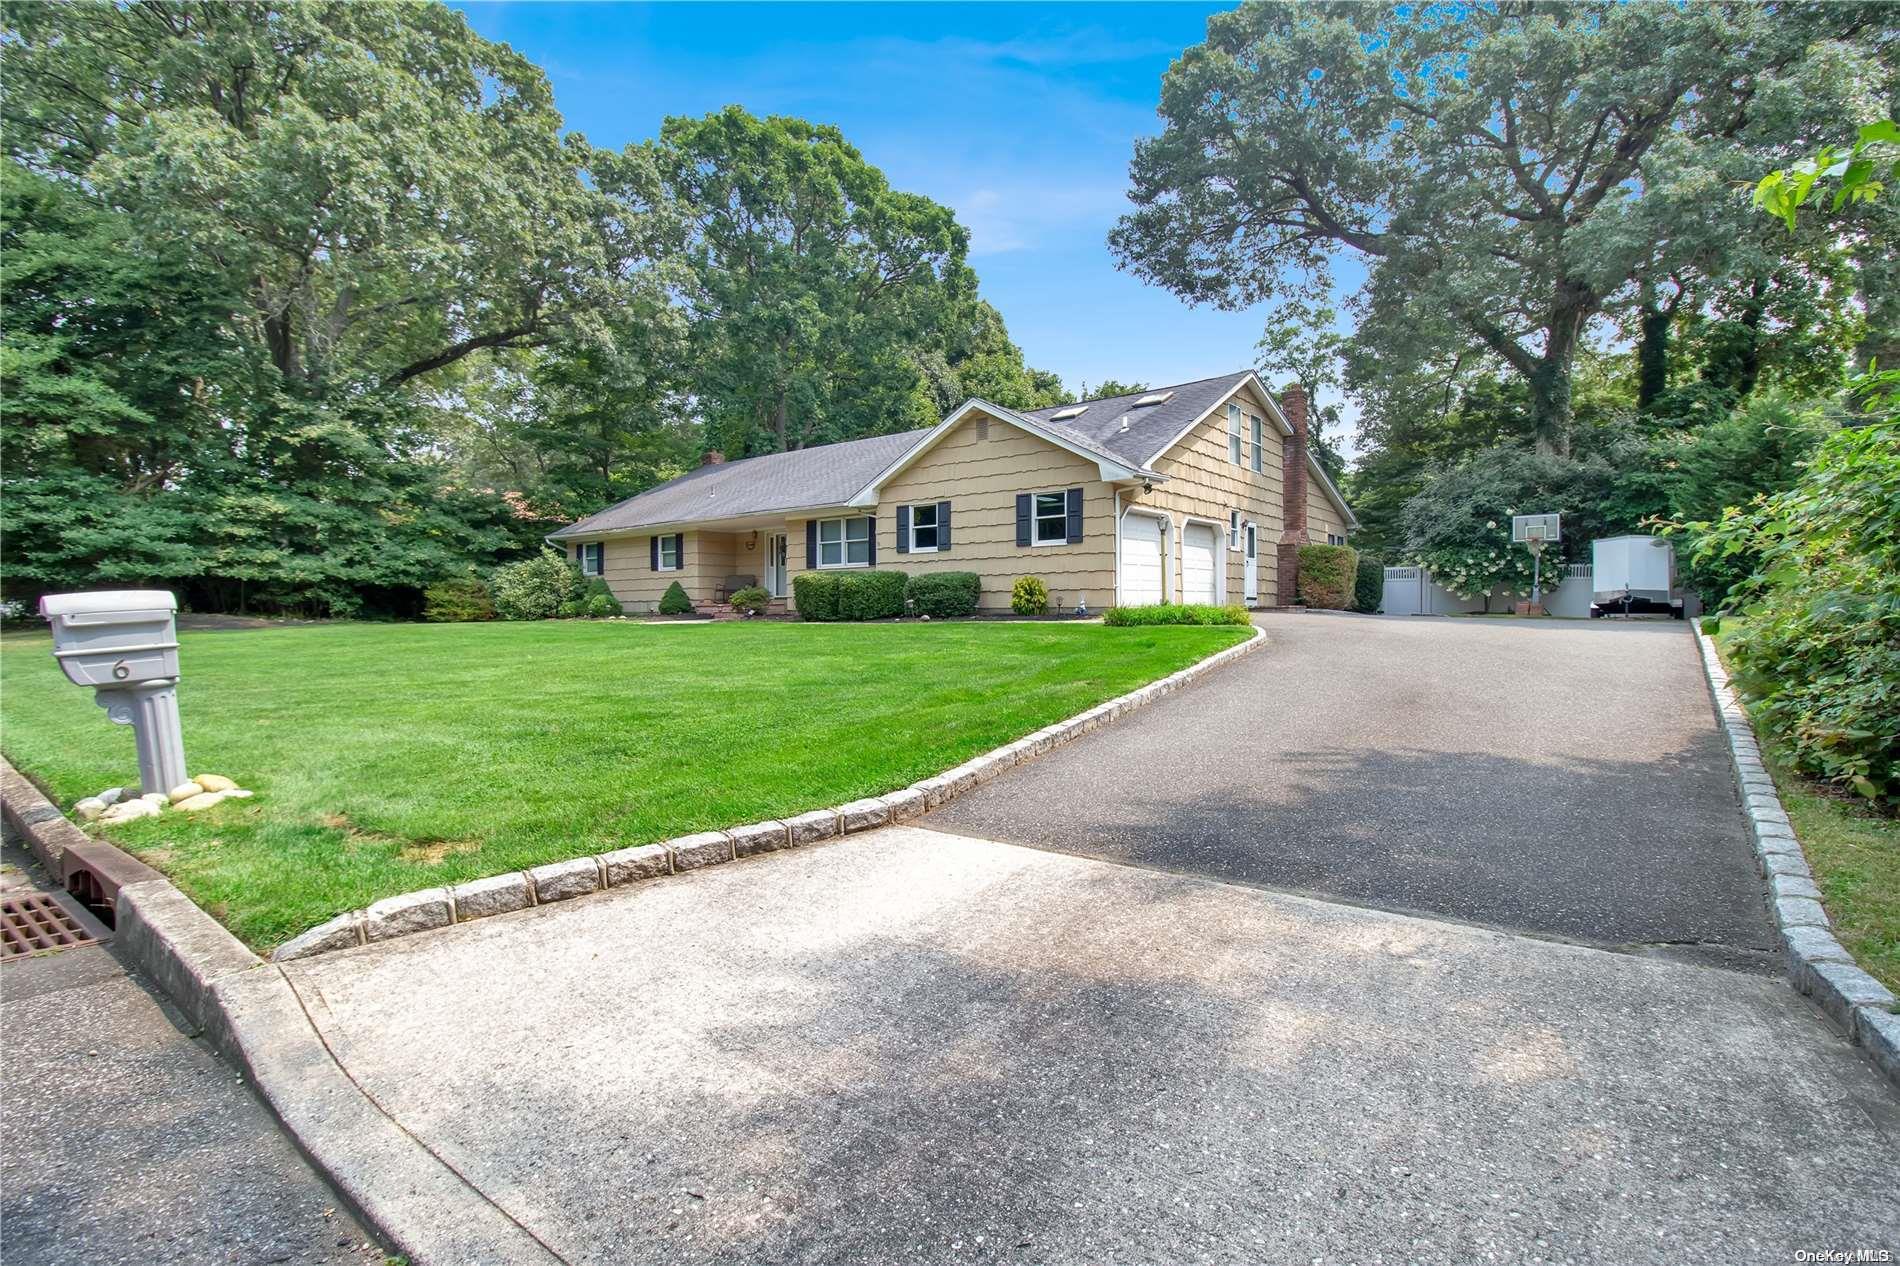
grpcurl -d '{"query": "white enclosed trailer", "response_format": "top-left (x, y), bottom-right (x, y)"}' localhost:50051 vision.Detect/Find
top-left (1590, 535), bottom-right (1683, 619)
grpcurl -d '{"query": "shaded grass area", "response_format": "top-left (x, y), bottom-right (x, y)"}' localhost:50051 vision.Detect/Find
top-left (1, 620), bottom-right (1246, 950)
top-left (1713, 626), bottom-right (1899, 996)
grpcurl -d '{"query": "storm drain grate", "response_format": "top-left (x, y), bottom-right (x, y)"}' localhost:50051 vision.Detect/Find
top-left (0, 891), bottom-right (102, 959)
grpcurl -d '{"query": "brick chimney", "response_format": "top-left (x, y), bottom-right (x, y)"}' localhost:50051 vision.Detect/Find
top-left (701, 450), bottom-right (726, 466)
top-left (1276, 383), bottom-right (1309, 606)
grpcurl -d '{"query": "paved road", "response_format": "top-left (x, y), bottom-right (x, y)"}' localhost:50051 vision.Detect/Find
top-left (285, 828), bottom-right (1900, 1265)
top-left (0, 839), bottom-right (381, 1266)
top-left (932, 613), bottom-right (1775, 964)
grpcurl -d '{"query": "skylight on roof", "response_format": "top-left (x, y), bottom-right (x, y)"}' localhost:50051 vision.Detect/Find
top-left (1049, 405), bottom-right (1089, 420)
top-left (1133, 391), bottom-right (1175, 406)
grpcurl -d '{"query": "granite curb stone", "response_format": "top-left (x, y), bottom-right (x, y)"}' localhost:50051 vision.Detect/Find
top-left (260, 623), bottom-right (1267, 961)
top-left (1692, 620), bottom-right (1897, 1090)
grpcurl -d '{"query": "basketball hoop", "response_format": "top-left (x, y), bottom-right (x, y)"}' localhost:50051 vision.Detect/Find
top-left (1511, 514), bottom-right (1561, 609)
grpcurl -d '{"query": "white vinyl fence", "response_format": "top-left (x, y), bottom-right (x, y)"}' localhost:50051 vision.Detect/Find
top-left (1381, 563), bottom-right (1594, 618)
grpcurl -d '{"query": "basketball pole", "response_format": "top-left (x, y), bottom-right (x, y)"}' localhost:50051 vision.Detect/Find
top-left (1530, 539), bottom-right (1543, 608)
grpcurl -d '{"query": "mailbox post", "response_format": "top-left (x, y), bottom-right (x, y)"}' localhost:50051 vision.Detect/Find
top-left (38, 591), bottom-right (188, 796)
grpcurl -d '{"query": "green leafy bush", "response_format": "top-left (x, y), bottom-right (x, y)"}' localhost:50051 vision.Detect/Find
top-left (1105, 603), bottom-right (1251, 627)
top-left (492, 549), bottom-right (583, 621)
top-left (729, 586), bottom-right (771, 616)
top-left (584, 592), bottom-right (621, 618)
top-left (557, 598), bottom-right (586, 619)
top-left (423, 577), bottom-right (495, 623)
top-left (1351, 554), bottom-right (1383, 614)
top-left (1297, 544), bottom-right (1357, 609)
top-left (1683, 377), bottom-right (1897, 810)
top-left (1011, 575), bottom-right (1050, 616)
top-left (907, 572), bottom-right (981, 618)
top-left (1700, 614), bottom-right (1722, 636)
top-left (793, 572), bottom-right (842, 621)
top-left (658, 581), bottom-right (695, 616)
top-left (838, 570), bottom-right (907, 620)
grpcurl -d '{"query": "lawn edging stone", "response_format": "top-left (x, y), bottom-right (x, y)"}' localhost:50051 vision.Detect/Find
top-left (0, 759), bottom-right (557, 1265)
top-left (265, 622), bottom-right (1267, 963)
top-left (1692, 619), bottom-right (1899, 1090)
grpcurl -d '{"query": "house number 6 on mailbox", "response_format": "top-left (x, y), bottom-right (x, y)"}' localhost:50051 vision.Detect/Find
top-left (113, 659), bottom-right (131, 680)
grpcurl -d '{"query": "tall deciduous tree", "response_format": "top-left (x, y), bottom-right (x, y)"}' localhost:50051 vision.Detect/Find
top-left (607, 107), bottom-right (974, 456)
top-left (1111, 1), bottom-right (1889, 456)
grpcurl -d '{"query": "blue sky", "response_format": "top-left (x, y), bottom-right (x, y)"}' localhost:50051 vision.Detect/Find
top-left (452, 2), bottom-right (1333, 412)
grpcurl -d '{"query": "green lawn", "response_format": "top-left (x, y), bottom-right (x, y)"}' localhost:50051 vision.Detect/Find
top-left (1712, 626), bottom-right (1899, 997)
top-left (1, 620), bottom-right (1246, 950)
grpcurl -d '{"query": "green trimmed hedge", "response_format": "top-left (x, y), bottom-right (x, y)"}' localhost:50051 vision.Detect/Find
top-left (1297, 544), bottom-right (1357, 610)
top-left (423, 577), bottom-right (495, 622)
top-left (1011, 575), bottom-right (1049, 616)
top-left (838, 570), bottom-right (907, 620)
top-left (792, 572), bottom-right (842, 621)
top-left (1351, 554), bottom-right (1383, 614)
top-left (1104, 603), bottom-right (1251, 627)
top-left (907, 571), bottom-right (981, 618)
top-left (729, 585), bottom-right (770, 616)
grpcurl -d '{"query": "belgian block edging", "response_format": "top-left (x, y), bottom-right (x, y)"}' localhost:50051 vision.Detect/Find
top-left (272, 622), bottom-right (1268, 962)
top-left (1691, 621), bottom-right (1899, 1088)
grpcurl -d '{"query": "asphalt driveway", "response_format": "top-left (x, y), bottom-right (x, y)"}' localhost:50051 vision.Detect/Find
top-left (930, 613), bottom-right (1775, 962)
top-left (285, 828), bottom-right (1900, 1264)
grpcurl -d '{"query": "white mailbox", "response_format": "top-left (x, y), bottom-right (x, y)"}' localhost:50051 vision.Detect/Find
top-left (38, 591), bottom-right (188, 795)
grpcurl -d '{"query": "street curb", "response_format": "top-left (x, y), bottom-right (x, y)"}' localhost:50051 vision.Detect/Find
top-left (1690, 621), bottom-right (1899, 1088)
top-left (274, 622), bottom-right (1269, 962)
top-left (0, 760), bottom-right (562, 1265)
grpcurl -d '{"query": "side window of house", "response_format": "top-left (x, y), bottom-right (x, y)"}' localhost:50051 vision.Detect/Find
top-left (582, 542), bottom-right (603, 576)
top-left (1034, 491), bottom-right (1068, 544)
top-left (1227, 402), bottom-right (1243, 465)
top-left (660, 535), bottom-right (679, 569)
top-left (1250, 415), bottom-right (1264, 473)
top-left (818, 517), bottom-right (871, 566)
top-left (910, 503), bottom-right (939, 551)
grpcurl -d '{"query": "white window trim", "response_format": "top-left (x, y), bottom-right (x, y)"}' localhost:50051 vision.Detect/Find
top-left (657, 536), bottom-right (681, 572)
top-left (1030, 490), bottom-right (1070, 547)
top-left (906, 503), bottom-right (942, 553)
top-left (1227, 402), bottom-right (1243, 466)
top-left (1250, 415), bottom-right (1265, 473)
top-left (815, 516), bottom-right (873, 569)
top-left (580, 543), bottom-right (603, 577)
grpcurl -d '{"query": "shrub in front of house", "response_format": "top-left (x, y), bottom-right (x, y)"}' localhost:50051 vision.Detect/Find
top-left (839, 570), bottom-right (907, 620)
top-left (1297, 544), bottom-right (1357, 610)
top-left (659, 581), bottom-right (695, 615)
top-left (729, 586), bottom-right (771, 617)
top-left (1104, 603), bottom-right (1251, 627)
top-left (423, 577), bottom-right (496, 623)
top-left (906, 571), bottom-right (981, 618)
top-left (492, 549), bottom-right (583, 620)
top-left (1351, 554), bottom-right (1383, 614)
top-left (1011, 576), bottom-right (1050, 616)
top-left (793, 572), bottom-right (842, 621)
top-left (585, 592), bottom-right (621, 618)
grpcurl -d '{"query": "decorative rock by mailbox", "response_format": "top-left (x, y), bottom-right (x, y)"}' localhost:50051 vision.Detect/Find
top-left (38, 591), bottom-right (188, 796)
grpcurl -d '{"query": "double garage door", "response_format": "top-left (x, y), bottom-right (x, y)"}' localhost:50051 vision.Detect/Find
top-left (1119, 515), bottom-right (1219, 606)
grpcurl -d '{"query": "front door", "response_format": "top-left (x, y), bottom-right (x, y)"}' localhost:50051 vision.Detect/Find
top-left (1243, 522), bottom-right (1259, 604)
top-left (765, 532), bottom-right (788, 597)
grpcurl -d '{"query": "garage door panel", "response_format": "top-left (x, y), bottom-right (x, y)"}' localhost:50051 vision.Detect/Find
top-left (1119, 514), bottom-right (1164, 606)
top-left (1182, 523), bottom-right (1218, 605)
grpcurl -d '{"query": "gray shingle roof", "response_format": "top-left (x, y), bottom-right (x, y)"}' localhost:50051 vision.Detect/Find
top-left (1022, 371), bottom-right (1260, 469)
top-left (551, 427), bottom-right (930, 538)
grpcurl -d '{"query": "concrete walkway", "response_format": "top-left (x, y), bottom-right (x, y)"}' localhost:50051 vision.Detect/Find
top-left (933, 613), bottom-right (1774, 966)
top-left (283, 827), bottom-right (1899, 1265)
top-left (0, 838), bottom-right (381, 1266)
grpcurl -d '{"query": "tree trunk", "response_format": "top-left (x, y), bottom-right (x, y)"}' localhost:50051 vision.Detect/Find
top-left (1527, 305), bottom-right (1585, 457)
top-left (1636, 284), bottom-right (1670, 413)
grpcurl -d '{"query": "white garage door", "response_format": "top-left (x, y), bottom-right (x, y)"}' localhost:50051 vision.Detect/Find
top-left (1119, 513), bottom-right (1165, 606)
top-left (1182, 522), bottom-right (1219, 605)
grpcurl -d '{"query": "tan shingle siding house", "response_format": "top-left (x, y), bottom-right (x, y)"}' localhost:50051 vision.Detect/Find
top-left (550, 371), bottom-right (1354, 614)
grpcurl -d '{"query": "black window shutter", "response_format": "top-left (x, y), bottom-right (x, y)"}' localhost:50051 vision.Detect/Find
top-left (866, 515), bottom-right (876, 566)
top-left (1015, 494), bottom-right (1032, 547)
top-left (895, 505), bottom-right (909, 554)
top-left (938, 500), bottom-right (951, 550)
top-left (673, 533), bottom-right (684, 569)
top-left (806, 520), bottom-right (818, 570)
top-left (1065, 488), bottom-right (1083, 543)
top-left (650, 536), bottom-right (659, 571)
